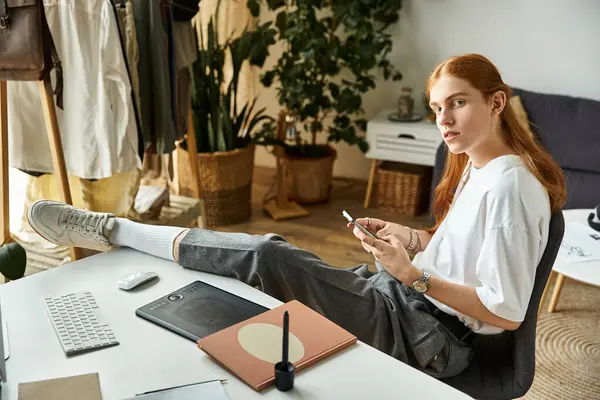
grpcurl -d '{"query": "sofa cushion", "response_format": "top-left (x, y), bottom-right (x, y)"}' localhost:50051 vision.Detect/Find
top-left (512, 88), bottom-right (600, 174)
top-left (563, 168), bottom-right (600, 210)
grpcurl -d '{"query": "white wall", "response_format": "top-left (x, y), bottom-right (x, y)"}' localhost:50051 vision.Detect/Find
top-left (254, 0), bottom-right (600, 180)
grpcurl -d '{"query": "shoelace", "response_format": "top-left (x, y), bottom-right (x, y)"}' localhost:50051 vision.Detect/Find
top-left (60, 208), bottom-right (110, 239)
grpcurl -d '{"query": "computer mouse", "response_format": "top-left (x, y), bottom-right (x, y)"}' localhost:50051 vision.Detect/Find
top-left (117, 271), bottom-right (159, 291)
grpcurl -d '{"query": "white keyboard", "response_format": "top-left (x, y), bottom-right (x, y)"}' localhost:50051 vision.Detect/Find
top-left (44, 291), bottom-right (119, 355)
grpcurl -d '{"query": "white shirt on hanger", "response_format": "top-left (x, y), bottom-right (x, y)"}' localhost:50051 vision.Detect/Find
top-left (413, 155), bottom-right (550, 334)
top-left (8, 0), bottom-right (141, 179)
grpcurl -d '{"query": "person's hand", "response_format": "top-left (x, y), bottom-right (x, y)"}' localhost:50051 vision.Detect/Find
top-left (347, 217), bottom-right (383, 253)
top-left (347, 218), bottom-right (411, 250)
top-left (361, 234), bottom-right (418, 283)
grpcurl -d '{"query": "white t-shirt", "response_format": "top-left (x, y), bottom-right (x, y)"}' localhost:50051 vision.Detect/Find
top-left (413, 155), bottom-right (550, 334)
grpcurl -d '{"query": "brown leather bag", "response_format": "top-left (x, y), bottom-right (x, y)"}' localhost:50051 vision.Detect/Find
top-left (0, 0), bottom-right (63, 107)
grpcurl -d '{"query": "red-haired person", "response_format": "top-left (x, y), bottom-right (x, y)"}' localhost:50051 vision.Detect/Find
top-left (27, 54), bottom-right (566, 378)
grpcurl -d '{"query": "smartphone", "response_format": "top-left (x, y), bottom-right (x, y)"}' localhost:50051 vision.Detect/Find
top-left (342, 210), bottom-right (377, 240)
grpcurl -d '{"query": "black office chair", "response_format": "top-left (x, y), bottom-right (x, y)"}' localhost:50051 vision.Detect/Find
top-left (440, 211), bottom-right (565, 399)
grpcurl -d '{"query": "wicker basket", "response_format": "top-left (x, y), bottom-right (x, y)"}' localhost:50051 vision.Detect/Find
top-left (175, 144), bottom-right (255, 227)
top-left (375, 161), bottom-right (432, 216)
top-left (285, 146), bottom-right (337, 204)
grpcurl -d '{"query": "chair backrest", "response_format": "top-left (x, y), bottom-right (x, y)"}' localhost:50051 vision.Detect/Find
top-left (429, 143), bottom-right (447, 218)
top-left (512, 211), bottom-right (565, 392)
top-left (441, 211), bottom-right (565, 399)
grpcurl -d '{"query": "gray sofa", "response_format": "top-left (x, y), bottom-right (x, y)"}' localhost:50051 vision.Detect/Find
top-left (431, 87), bottom-right (600, 211)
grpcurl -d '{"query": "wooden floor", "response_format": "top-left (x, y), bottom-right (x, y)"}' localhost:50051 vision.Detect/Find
top-left (215, 167), bottom-right (432, 269)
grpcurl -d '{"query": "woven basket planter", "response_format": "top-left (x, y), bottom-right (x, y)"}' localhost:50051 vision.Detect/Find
top-left (175, 144), bottom-right (255, 227)
top-left (376, 161), bottom-right (432, 216)
top-left (285, 146), bottom-right (337, 204)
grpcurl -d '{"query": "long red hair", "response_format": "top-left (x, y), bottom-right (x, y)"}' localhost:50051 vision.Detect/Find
top-left (426, 54), bottom-right (566, 233)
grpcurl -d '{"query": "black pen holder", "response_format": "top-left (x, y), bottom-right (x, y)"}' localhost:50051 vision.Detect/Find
top-left (274, 361), bottom-right (295, 391)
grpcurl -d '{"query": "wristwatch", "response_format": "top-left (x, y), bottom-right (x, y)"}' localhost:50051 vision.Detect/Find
top-left (412, 271), bottom-right (431, 293)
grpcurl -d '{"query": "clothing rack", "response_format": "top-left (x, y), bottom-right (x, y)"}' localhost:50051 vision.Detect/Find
top-left (0, 78), bottom-right (81, 264)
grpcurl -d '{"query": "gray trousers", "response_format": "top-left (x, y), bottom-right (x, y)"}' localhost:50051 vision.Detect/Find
top-left (178, 229), bottom-right (473, 378)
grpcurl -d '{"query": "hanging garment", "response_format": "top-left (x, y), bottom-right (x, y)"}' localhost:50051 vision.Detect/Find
top-left (174, 21), bottom-right (198, 70)
top-left (111, 0), bottom-right (148, 158)
top-left (166, 2), bottom-right (178, 139)
top-left (133, 0), bottom-right (177, 155)
top-left (173, 20), bottom-right (197, 135)
top-left (171, 0), bottom-right (200, 21)
top-left (8, 0), bottom-right (141, 180)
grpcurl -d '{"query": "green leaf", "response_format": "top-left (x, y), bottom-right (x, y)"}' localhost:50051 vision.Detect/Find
top-left (356, 118), bottom-right (368, 131)
top-left (247, 114), bottom-right (273, 138)
top-left (276, 11), bottom-right (288, 32)
top-left (267, 0), bottom-right (285, 10)
top-left (261, 70), bottom-right (276, 87)
top-left (310, 120), bottom-right (323, 134)
top-left (235, 102), bottom-right (250, 137)
top-left (328, 82), bottom-right (340, 98)
top-left (207, 115), bottom-right (216, 152)
top-left (242, 98), bottom-right (259, 135)
top-left (334, 114), bottom-right (351, 128)
top-left (220, 102), bottom-right (234, 150)
top-left (336, 88), bottom-right (362, 113)
top-left (357, 138), bottom-right (369, 153)
top-left (247, 0), bottom-right (260, 17)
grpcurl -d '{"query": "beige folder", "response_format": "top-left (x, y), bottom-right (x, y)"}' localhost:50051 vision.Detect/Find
top-left (18, 372), bottom-right (102, 400)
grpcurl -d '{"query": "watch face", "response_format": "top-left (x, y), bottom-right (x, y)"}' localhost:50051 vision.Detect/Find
top-left (413, 281), bottom-right (427, 293)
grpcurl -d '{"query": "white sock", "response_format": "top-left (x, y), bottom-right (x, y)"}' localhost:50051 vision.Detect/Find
top-left (108, 218), bottom-right (188, 262)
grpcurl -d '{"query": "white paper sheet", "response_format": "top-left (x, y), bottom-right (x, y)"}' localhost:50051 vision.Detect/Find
top-left (130, 380), bottom-right (230, 400)
top-left (557, 221), bottom-right (600, 263)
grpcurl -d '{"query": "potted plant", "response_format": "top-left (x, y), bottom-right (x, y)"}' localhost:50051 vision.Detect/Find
top-left (247, 0), bottom-right (404, 203)
top-left (177, 1), bottom-right (276, 227)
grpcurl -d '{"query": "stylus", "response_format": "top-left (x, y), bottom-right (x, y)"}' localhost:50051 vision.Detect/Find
top-left (137, 378), bottom-right (228, 395)
top-left (282, 311), bottom-right (289, 366)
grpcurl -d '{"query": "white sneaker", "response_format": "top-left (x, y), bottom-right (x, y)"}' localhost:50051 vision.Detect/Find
top-left (27, 200), bottom-right (116, 251)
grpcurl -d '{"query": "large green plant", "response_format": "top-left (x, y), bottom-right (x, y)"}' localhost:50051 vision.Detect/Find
top-left (247, 0), bottom-right (404, 157)
top-left (189, 2), bottom-right (276, 153)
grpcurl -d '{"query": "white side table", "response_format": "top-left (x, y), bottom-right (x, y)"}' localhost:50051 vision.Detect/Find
top-left (363, 110), bottom-right (442, 208)
top-left (545, 209), bottom-right (600, 312)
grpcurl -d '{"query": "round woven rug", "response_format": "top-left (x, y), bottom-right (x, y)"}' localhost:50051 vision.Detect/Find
top-left (520, 279), bottom-right (600, 400)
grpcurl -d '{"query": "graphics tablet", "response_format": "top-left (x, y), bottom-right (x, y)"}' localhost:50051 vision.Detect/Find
top-left (136, 281), bottom-right (269, 342)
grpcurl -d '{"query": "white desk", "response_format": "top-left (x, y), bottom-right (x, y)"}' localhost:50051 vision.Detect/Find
top-left (547, 209), bottom-right (600, 312)
top-left (0, 249), bottom-right (470, 399)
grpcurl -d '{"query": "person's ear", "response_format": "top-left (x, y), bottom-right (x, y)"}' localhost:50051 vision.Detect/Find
top-left (489, 90), bottom-right (507, 116)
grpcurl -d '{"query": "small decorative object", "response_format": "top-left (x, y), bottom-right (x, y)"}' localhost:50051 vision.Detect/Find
top-left (388, 87), bottom-right (423, 123)
top-left (397, 87), bottom-right (415, 118)
top-left (284, 114), bottom-right (301, 147)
